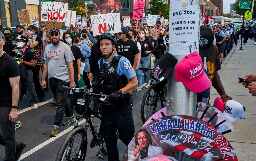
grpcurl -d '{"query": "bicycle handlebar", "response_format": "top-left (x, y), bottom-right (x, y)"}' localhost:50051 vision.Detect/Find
top-left (63, 86), bottom-right (108, 102)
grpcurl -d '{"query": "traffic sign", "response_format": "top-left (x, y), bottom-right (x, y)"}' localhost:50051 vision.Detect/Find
top-left (244, 10), bottom-right (253, 20)
top-left (239, 0), bottom-right (252, 9)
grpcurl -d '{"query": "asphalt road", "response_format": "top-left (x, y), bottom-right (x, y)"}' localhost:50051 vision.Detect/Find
top-left (0, 91), bottom-right (145, 161)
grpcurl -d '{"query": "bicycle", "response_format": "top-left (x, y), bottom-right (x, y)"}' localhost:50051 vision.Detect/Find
top-left (138, 67), bottom-right (167, 123)
top-left (55, 87), bottom-right (108, 161)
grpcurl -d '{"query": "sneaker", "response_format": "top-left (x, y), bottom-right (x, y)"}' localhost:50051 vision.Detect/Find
top-left (15, 121), bottom-right (22, 130)
top-left (32, 103), bottom-right (39, 109)
top-left (50, 125), bottom-right (60, 137)
top-left (15, 142), bottom-right (26, 160)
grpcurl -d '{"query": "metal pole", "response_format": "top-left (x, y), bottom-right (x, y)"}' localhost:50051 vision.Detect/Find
top-left (167, 0), bottom-right (199, 117)
top-left (252, 0), bottom-right (255, 13)
top-left (240, 15), bottom-right (244, 50)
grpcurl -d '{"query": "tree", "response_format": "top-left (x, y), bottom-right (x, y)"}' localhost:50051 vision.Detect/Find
top-left (69, 0), bottom-right (88, 16)
top-left (149, 0), bottom-right (169, 18)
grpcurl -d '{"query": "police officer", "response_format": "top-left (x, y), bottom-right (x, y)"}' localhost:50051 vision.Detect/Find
top-left (94, 33), bottom-right (138, 161)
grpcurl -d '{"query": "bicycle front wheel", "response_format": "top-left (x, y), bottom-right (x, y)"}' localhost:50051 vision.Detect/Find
top-left (140, 87), bottom-right (160, 123)
top-left (56, 126), bottom-right (87, 161)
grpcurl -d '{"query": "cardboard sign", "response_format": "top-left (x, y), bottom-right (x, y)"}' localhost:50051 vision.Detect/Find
top-left (18, 9), bottom-right (31, 25)
top-left (128, 115), bottom-right (238, 161)
top-left (169, 0), bottom-right (200, 55)
top-left (147, 14), bottom-right (160, 26)
top-left (90, 13), bottom-right (121, 36)
top-left (41, 2), bottom-right (68, 22)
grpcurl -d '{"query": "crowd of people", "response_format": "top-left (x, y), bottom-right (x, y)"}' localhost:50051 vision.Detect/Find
top-left (0, 18), bottom-right (254, 161)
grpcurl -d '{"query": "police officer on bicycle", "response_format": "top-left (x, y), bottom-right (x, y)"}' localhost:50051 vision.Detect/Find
top-left (93, 33), bottom-right (138, 161)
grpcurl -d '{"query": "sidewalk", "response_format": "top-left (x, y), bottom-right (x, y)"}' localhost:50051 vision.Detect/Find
top-left (211, 41), bottom-right (256, 161)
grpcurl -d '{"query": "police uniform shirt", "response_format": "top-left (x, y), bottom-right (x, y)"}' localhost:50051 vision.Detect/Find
top-left (98, 54), bottom-right (136, 80)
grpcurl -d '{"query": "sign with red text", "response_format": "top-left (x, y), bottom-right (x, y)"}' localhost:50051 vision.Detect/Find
top-left (128, 115), bottom-right (238, 161)
top-left (132, 0), bottom-right (145, 20)
top-left (90, 13), bottom-right (121, 36)
top-left (41, 2), bottom-right (68, 22)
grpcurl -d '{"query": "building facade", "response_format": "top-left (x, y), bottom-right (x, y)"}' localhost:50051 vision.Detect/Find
top-left (211, 0), bottom-right (223, 15)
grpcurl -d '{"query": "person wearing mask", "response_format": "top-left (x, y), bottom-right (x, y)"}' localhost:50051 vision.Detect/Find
top-left (19, 27), bottom-right (40, 108)
top-left (15, 25), bottom-right (25, 37)
top-left (80, 32), bottom-right (92, 88)
top-left (93, 33), bottom-right (138, 161)
top-left (63, 32), bottom-right (82, 86)
top-left (0, 32), bottom-right (26, 161)
top-left (41, 29), bottom-right (75, 137)
top-left (117, 27), bottom-right (141, 70)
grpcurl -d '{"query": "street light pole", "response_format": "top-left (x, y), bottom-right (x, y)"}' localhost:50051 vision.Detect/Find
top-left (240, 15), bottom-right (244, 50)
top-left (167, 0), bottom-right (199, 117)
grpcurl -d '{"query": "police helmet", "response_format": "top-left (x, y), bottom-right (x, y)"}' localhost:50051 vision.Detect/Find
top-left (97, 33), bottom-right (116, 46)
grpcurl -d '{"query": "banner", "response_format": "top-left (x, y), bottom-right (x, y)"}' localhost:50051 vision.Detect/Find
top-left (41, 2), bottom-right (68, 22)
top-left (122, 16), bottom-right (131, 27)
top-left (169, 0), bottom-right (200, 55)
top-left (132, 0), bottom-right (145, 20)
top-left (146, 14), bottom-right (159, 26)
top-left (128, 115), bottom-right (238, 161)
top-left (90, 13), bottom-right (121, 36)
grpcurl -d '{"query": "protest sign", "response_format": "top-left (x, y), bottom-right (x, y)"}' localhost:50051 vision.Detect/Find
top-left (90, 13), bottom-right (121, 36)
top-left (147, 14), bottom-right (159, 26)
top-left (128, 115), bottom-right (238, 161)
top-left (122, 16), bottom-right (131, 27)
top-left (132, 0), bottom-right (145, 20)
top-left (41, 2), bottom-right (68, 22)
top-left (169, 0), bottom-right (200, 55)
top-left (64, 10), bottom-right (76, 27)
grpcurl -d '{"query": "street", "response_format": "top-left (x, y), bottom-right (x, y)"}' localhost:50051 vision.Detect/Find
top-left (0, 41), bottom-right (256, 161)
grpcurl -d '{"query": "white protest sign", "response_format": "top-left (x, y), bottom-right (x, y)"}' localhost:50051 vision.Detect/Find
top-left (65, 10), bottom-right (71, 27)
top-left (90, 13), bottom-right (121, 36)
top-left (41, 2), bottom-right (68, 22)
top-left (147, 15), bottom-right (159, 26)
top-left (169, 0), bottom-right (200, 55)
top-left (122, 16), bottom-right (131, 27)
top-left (71, 11), bottom-right (76, 26)
top-left (76, 15), bottom-right (82, 26)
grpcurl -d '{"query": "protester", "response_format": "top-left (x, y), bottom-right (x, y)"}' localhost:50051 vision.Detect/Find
top-left (41, 29), bottom-right (75, 137)
top-left (93, 33), bottom-right (138, 161)
top-left (0, 31), bottom-right (26, 161)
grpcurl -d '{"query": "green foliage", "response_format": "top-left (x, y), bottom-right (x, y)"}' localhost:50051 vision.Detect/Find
top-left (69, 0), bottom-right (88, 16)
top-left (149, 0), bottom-right (169, 18)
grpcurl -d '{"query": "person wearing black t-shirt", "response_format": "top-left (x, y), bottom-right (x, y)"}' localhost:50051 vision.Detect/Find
top-left (117, 27), bottom-right (141, 70)
top-left (137, 30), bottom-right (155, 85)
top-left (0, 32), bottom-right (25, 161)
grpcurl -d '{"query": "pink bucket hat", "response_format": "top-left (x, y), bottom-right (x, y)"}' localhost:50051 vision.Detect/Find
top-left (174, 51), bottom-right (212, 93)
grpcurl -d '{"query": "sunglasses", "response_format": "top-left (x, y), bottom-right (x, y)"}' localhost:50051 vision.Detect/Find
top-left (50, 30), bottom-right (59, 36)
